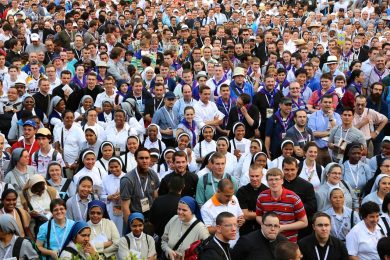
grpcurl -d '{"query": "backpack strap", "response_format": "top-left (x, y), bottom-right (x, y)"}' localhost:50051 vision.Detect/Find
top-left (382, 216), bottom-right (390, 237)
top-left (46, 218), bottom-right (52, 249)
top-left (23, 190), bottom-right (34, 211)
top-left (98, 159), bottom-right (106, 171)
top-left (64, 246), bottom-right (81, 257)
top-left (15, 208), bottom-right (25, 230)
top-left (12, 236), bottom-right (24, 258)
top-left (52, 150), bottom-right (58, 161)
top-left (172, 220), bottom-right (201, 251)
top-left (158, 140), bottom-right (162, 155)
top-left (341, 180), bottom-right (351, 194)
top-left (61, 179), bottom-right (72, 193)
top-left (125, 235), bottom-right (131, 249)
top-left (34, 152), bottom-right (39, 168)
top-left (203, 174), bottom-right (208, 191)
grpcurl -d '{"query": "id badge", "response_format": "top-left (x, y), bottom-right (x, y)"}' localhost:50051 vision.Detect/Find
top-left (140, 198), bottom-right (150, 212)
top-left (338, 138), bottom-right (347, 150)
top-left (113, 204), bottom-right (122, 216)
top-left (281, 132), bottom-right (286, 139)
top-left (354, 189), bottom-right (361, 197)
top-left (266, 108), bottom-right (273, 118)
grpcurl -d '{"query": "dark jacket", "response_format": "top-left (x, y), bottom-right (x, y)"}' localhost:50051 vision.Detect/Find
top-left (199, 236), bottom-right (232, 260)
top-left (252, 90), bottom-right (283, 134)
top-left (226, 105), bottom-right (260, 139)
top-left (298, 234), bottom-right (349, 260)
top-left (232, 230), bottom-right (287, 260)
top-left (52, 83), bottom-right (82, 112)
top-left (158, 171), bottom-right (198, 198)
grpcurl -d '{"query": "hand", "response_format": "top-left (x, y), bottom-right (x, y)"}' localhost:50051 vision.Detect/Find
top-left (64, 89), bottom-right (71, 97)
top-left (50, 250), bottom-right (58, 260)
top-left (295, 147), bottom-right (304, 157)
top-left (214, 115), bottom-right (220, 121)
top-left (237, 215), bottom-right (245, 227)
top-left (327, 110), bottom-right (333, 120)
top-left (165, 128), bottom-right (173, 135)
top-left (168, 250), bottom-right (177, 260)
top-left (240, 106), bottom-right (248, 116)
top-left (254, 129), bottom-right (261, 138)
top-left (361, 117), bottom-right (369, 126)
top-left (186, 148), bottom-right (192, 157)
top-left (371, 131), bottom-right (378, 140)
top-left (233, 149), bottom-right (241, 159)
top-left (84, 242), bottom-right (97, 255)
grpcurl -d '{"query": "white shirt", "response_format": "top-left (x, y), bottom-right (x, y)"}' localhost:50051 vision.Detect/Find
top-left (229, 138), bottom-right (251, 157)
top-left (94, 91), bottom-right (116, 109)
top-left (206, 77), bottom-right (230, 98)
top-left (194, 100), bottom-right (224, 128)
top-left (102, 172), bottom-right (125, 218)
top-left (73, 166), bottom-right (105, 191)
top-left (346, 220), bottom-right (383, 260)
top-left (299, 160), bottom-right (322, 190)
top-left (53, 123), bottom-right (86, 164)
top-left (105, 123), bottom-right (135, 152)
top-left (194, 140), bottom-right (217, 163)
top-left (120, 152), bottom-right (137, 173)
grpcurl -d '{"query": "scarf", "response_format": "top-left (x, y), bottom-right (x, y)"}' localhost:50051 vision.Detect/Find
top-left (274, 109), bottom-right (294, 133)
top-left (373, 67), bottom-right (385, 83)
top-left (350, 81), bottom-right (363, 95)
top-left (316, 87), bottom-right (335, 105)
top-left (181, 119), bottom-right (197, 147)
top-left (259, 87), bottom-right (278, 107)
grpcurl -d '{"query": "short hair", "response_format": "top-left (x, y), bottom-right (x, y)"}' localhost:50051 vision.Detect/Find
top-left (320, 72), bottom-right (333, 81)
top-left (303, 141), bottom-right (318, 153)
top-left (294, 68), bottom-right (307, 77)
top-left (342, 106), bottom-right (354, 115)
top-left (199, 85), bottom-right (210, 94)
top-left (266, 168), bottom-right (284, 180)
top-left (210, 152), bottom-right (225, 163)
top-left (262, 211), bottom-right (279, 223)
top-left (282, 156), bottom-right (298, 168)
top-left (312, 212), bottom-right (331, 224)
top-left (382, 193), bottom-right (390, 213)
top-left (168, 175), bottom-right (185, 194)
top-left (50, 199), bottom-right (66, 212)
top-left (134, 147), bottom-right (150, 159)
top-left (216, 211), bottom-right (235, 226)
top-left (217, 178), bottom-right (234, 192)
top-left (321, 94), bottom-right (334, 102)
top-left (377, 237), bottom-right (390, 260)
top-left (173, 150), bottom-right (188, 162)
top-left (275, 241), bottom-right (299, 260)
top-left (360, 201), bottom-right (380, 219)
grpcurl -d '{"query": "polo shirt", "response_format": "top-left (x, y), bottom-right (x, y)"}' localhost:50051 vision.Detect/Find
top-left (256, 188), bottom-right (306, 242)
top-left (307, 110), bottom-right (342, 149)
top-left (307, 90), bottom-right (339, 110)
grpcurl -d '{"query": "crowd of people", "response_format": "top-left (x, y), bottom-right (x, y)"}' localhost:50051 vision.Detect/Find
top-left (0, 0), bottom-right (390, 259)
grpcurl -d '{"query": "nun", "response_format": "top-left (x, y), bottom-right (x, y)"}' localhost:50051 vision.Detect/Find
top-left (362, 174), bottom-right (390, 213)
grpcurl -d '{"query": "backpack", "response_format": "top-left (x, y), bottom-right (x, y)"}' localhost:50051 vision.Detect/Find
top-left (184, 236), bottom-right (213, 260)
top-left (203, 173), bottom-right (232, 190)
top-left (12, 236), bottom-right (41, 259)
top-left (34, 150), bottom-right (58, 167)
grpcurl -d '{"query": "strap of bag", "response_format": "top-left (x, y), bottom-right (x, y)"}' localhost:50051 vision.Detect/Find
top-left (12, 236), bottom-right (24, 258)
top-left (47, 218), bottom-right (52, 249)
top-left (350, 210), bottom-right (355, 229)
top-left (15, 208), bottom-right (25, 231)
top-left (64, 246), bottom-right (80, 257)
top-left (125, 235), bottom-right (131, 249)
top-left (381, 216), bottom-right (390, 237)
top-left (23, 190), bottom-right (34, 211)
top-left (172, 220), bottom-right (201, 251)
top-left (60, 179), bottom-right (72, 193)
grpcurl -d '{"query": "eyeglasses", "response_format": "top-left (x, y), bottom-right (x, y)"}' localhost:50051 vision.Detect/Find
top-left (263, 223), bottom-right (280, 229)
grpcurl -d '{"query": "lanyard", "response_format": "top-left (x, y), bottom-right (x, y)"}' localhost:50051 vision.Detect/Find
top-left (131, 233), bottom-right (142, 252)
top-left (340, 127), bottom-right (350, 140)
top-left (213, 237), bottom-right (230, 260)
top-left (154, 98), bottom-right (164, 112)
top-left (76, 195), bottom-right (88, 220)
top-left (135, 169), bottom-right (148, 198)
top-left (3, 244), bottom-right (11, 258)
top-left (52, 220), bottom-right (69, 248)
top-left (164, 107), bottom-right (175, 125)
top-left (23, 140), bottom-right (35, 155)
top-left (332, 213), bottom-right (347, 239)
top-left (347, 162), bottom-right (360, 189)
top-left (295, 125), bottom-right (308, 145)
top-left (221, 99), bottom-right (231, 116)
top-left (315, 245), bottom-right (329, 260)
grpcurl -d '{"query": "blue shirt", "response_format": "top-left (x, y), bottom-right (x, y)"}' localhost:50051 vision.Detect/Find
top-left (229, 81), bottom-right (254, 100)
top-left (307, 77), bottom-right (321, 92)
top-left (308, 110), bottom-right (342, 148)
top-left (37, 218), bottom-right (75, 254)
top-left (152, 106), bottom-right (179, 139)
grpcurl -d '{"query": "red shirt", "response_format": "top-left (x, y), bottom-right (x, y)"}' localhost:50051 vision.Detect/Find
top-left (11, 139), bottom-right (40, 165)
top-left (256, 188), bottom-right (306, 242)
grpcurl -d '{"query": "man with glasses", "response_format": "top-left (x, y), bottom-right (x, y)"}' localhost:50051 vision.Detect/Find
top-left (232, 211), bottom-right (287, 259)
top-left (298, 212), bottom-right (348, 259)
top-left (256, 168), bottom-right (308, 242)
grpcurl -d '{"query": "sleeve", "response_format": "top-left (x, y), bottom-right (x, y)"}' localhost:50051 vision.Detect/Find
top-left (7, 114), bottom-right (18, 140)
top-left (21, 239), bottom-right (40, 260)
top-left (315, 188), bottom-right (326, 212)
top-left (66, 199), bottom-right (74, 219)
top-left (264, 117), bottom-right (274, 137)
top-left (345, 229), bottom-right (359, 256)
top-left (104, 220), bottom-right (120, 254)
top-left (94, 94), bottom-right (103, 109)
top-left (195, 176), bottom-right (206, 207)
top-left (36, 222), bottom-right (48, 243)
top-left (193, 143), bottom-right (201, 160)
top-left (307, 92), bottom-right (316, 106)
top-left (248, 107), bottom-right (260, 129)
top-left (302, 184), bottom-right (317, 216)
top-left (231, 236), bottom-right (249, 260)
top-left (356, 130), bottom-right (367, 148)
top-left (293, 196), bottom-right (307, 220)
top-left (255, 196), bottom-right (263, 216)
top-left (236, 188), bottom-right (248, 209)
top-left (307, 114), bottom-right (317, 131)
top-left (200, 205), bottom-right (214, 227)
top-left (158, 176), bottom-right (168, 196)
top-left (328, 127), bottom-right (337, 144)
top-left (117, 237), bottom-right (130, 260)
top-left (151, 110), bottom-right (160, 124)
top-left (120, 177), bottom-right (133, 200)
top-left (147, 235), bottom-right (157, 258)
top-left (160, 218), bottom-right (174, 256)
top-left (367, 156), bottom-right (377, 174)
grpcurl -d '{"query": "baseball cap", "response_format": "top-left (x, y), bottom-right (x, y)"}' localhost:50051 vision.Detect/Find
top-left (23, 120), bottom-right (36, 128)
top-left (36, 128), bottom-right (52, 137)
top-left (31, 33), bottom-right (40, 41)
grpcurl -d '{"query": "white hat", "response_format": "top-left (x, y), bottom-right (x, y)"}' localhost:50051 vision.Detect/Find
top-left (383, 136), bottom-right (390, 142)
top-left (232, 67), bottom-right (246, 77)
top-left (326, 55), bottom-right (338, 64)
top-left (31, 33), bottom-right (40, 41)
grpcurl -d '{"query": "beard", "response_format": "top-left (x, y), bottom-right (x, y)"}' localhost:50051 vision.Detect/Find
top-left (370, 93), bottom-right (381, 102)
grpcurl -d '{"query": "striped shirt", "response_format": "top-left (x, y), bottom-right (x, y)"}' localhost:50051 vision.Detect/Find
top-left (256, 188), bottom-right (306, 242)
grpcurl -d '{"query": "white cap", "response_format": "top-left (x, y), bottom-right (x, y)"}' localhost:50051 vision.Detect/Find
top-left (31, 33), bottom-right (39, 41)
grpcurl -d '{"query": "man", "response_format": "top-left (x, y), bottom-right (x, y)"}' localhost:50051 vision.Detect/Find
top-left (226, 93), bottom-right (259, 139)
top-left (196, 152), bottom-right (239, 207)
top-left (253, 73), bottom-right (283, 138)
top-left (365, 53), bottom-right (390, 89)
top-left (32, 78), bottom-right (51, 116)
top-left (158, 151), bottom-right (198, 197)
top-left (152, 91), bottom-right (179, 147)
top-left (361, 47), bottom-right (379, 77)
top-left (298, 212), bottom-right (348, 260)
top-left (307, 73), bottom-right (339, 113)
top-left (25, 61), bottom-right (45, 94)
top-left (107, 47), bottom-right (129, 81)
top-left (265, 97), bottom-right (295, 159)
top-left (207, 63), bottom-right (230, 99)
top-left (193, 86), bottom-right (224, 128)
top-left (120, 147), bottom-right (160, 223)
top-left (25, 33), bottom-right (46, 55)
top-left (45, 65), bottom-right (61, 93)
top-left (236, 165), bottom-right (268, 235)
top-left (144, 83), bottom-right (166, 125)
top-left (282, 157), bottom-right (317, 238)
top-left (172, 83), bottom-right (197, 122)
top-left (308, 95), bottom-right (342, 166)
top-left (0, 86), bottom-right (21, 138)
top-left (57, 20), bottom-right (76, 50)
top-left (286, 109), bottom-right (313, 159)
top-left (351, 36), bottom-right (369, 62)
top-left (353, 95), bottom-right (388, 147)
top-left (216, 84), bottom-right (236, 136)
top-left (256, 168), bottom-right (308, 242)
top-left (304, 62), bottom-right (321, 92)
top-left (274, 241), bottom-right (303, 260)
top-left (11, 120), bottom-right (39, 162)
top-left (128, 78), bottom-right (152, 115)
top-left (94, 77), bottom-right (116, 112)
top-left (5, 38), bottom-right (22, 65)
top-left (286, 53), bottom-right (303, 83)
top-left (285, 82), bottom-right (307, 113)
top-left (232, 211), bottom-right (287, 260)
top-left (328, 107), bottom-right (366, 161)
top-left (52, 70), bottom-right (82, 112)
top-left (229, 67), bottom-right (254, 100)
top-left (377, 237), bottom-right (390, 260)
top-left (201, 179), bottom-right (244, 246)
top-left (82, 72), bottom-right (104, 102)
top-left (199, 212), bottom-right (237, 260)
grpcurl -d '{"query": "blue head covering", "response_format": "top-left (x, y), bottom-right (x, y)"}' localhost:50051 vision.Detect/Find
top-left (60, 221), bottom-right (89, 255)
top-left (128, 212), bottom-right (145, 225)
top-left (87, 200), bottom-right (110, 221)
top-left (179, 196), bottom-right (203, 221)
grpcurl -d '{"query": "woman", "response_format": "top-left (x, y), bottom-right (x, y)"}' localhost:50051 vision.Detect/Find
top-left (142, 66), bottom-right (156, 90)
top-left (5, 148), bottom-right (38, 193)
top-left (66, 176), bottom-right (95, 221)
top-left (347, 69), bottom-right (365, 96)
top-left (46, 162), bottom-right (75, 201)
top-left (75, 95), bottom-right (94, 122)
top-left (240, 152), bottom-right (269, 187)
top-left (97, 100), bottom-right (114, 129)
top-left (118, 212), bottom-right (157, 260)
top-left (96, 141), bottom-right (114, 176)
top-left (114, 81), bottom-right (130, 106)
top-left (362, 174), bottom-right (390, 213)
top-left (197, 152), bottom-right (215, 178)
top-left (48, 96), bottom-right (66, 129)
top-left (73, 150), bottom-right (105, 195)
top-left (316, 163), bottom-right (358, 211)
top-left (229, 122), bottom-right (251, 160)
top-left (175, 133), bottom-right (197, 172)
top-left (0, 214), bottom-right (39, 259)
top-left (120, 101), bottom-right (145, 139)
top-left (325, 188), bottom-right (360, 241)
top-left (298, 142), bottom-right (323, 190)
top-left (86, 200), bottom-right (120, 258)
top-left (157, 148), bottom-right (175, 180)
top-left (342, 143), bottom-right (373, 199)
top-left (59, 221), bottom-right (100, 259)
top-left (36, 199), bottom-right (75, 259)
top-left (378, 193), bottom-right (390, 236)
top-left (234, 139), bottom-right (266, 184)
top-left (0, 189), bottom-right (33, 239)
top-left (81, 109), bottom-right (106, 141)
top-left (80, 126), bottom-right (102, 155)
top-left (177, 106), bottom-right (200, 148)
top-left (161, 196), bottom-right (209, 259)
top-left (20, 174), bottom-right (59, 235)
top-left (121, 135), bottom-right (140, 173)
top-left (216, 136), bottom-right (237, 176)
top-left (194, 125), bottom-right (217, 168)
top-left (53, 110), bottom-right (85, 175)
top-left (143, 123), bottom-right (166, 156)
top-left (102, 157), bottom-right (125, 234)
top-left (345, 60), bottom-right (362, 79)
top-left (269, 139), bottom-right (296, 169)
top-left (96, 61), bottom-right (109, 85)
